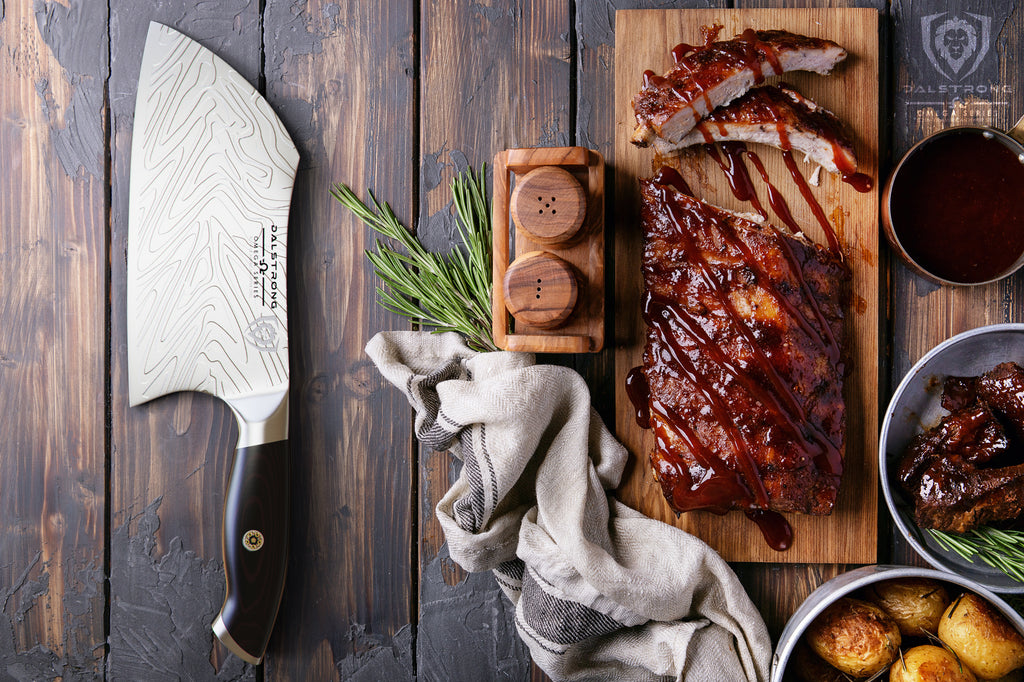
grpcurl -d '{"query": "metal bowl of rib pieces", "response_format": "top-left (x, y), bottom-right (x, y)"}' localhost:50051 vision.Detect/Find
top-left (770, 564), bottom-right (1024, 682)
top-left (879, 322), bottom-right (1024, 593)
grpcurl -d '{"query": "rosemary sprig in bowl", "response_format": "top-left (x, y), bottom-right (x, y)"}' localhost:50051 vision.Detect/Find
top-left (331, 165), bottom-right (496, 352)
top-left (929, 527), bottom-right (1024, 583)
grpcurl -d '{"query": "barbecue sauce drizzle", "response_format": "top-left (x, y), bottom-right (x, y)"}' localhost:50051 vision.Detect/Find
top-left (647, 26), bottom-right (873, 251)
top-left (625, 366), bottom-right (651, 429)
top-left (702, 102), bottom-right (873, 262)
top-left (647, 25), bottom-right (790, 136)
top-left (743, 147), bottom-right (799, 232)
top-left (737, 28), bottom-right (783, 82)
top-left (644, 291), bottom-right (840, 472)
top-left (700, 131), bottom-right (769, 218)
top-left (626, 361), bottom-right (794, 551)
top-left (627, 176), bottom-right (852, 551)
top-left (671, 24), bottom-right (722, 64)
top-left (630, 28), bottom-right (873, 552)
top-left (667, 152), bottom-right (843, 367)
top-left (650, 179), bottom-right (844, 468)
top-left (652, 165), bottom-right (692, 195)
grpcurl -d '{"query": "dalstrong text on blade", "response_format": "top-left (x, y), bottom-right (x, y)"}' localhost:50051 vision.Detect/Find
top-left (252, 223), bottom-right (283, 309)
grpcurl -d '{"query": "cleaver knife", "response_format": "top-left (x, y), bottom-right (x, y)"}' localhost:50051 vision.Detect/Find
top-left (127, 22), bottom-right (299, 664)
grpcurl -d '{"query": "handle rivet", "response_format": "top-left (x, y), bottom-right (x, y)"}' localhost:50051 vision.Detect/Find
top-left (243, 529), bottom-right (265, 551)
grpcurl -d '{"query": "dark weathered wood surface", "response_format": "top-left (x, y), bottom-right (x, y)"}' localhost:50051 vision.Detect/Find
top-left (2, 0), bottom-right (1024, 679)
top-left (261, 2), bottom-right (417, 680)
top-left (1, 0), bottom-right (107, 677)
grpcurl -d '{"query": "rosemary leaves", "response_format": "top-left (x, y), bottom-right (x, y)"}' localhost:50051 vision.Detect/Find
top-left (331, 165), bottom-right (496, 352)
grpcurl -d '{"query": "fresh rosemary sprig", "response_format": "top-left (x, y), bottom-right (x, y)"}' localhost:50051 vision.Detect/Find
top-left (929, 527), bottom-right (1024, 583)
top-left (331, 165), bottom-right (496, 352)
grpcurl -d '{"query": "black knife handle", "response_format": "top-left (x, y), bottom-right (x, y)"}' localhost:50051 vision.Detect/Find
top-left (214, 438), bottom-right (289, 663)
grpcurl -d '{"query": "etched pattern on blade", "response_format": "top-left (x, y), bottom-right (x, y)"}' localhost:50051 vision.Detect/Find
top-left (127, 23), bottom-right (299, 406)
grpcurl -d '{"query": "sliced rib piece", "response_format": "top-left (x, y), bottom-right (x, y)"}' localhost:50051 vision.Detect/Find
top-left (943, 363), bottom-right (1024, 441)
top-left (632, 29), bottom-right (847, 149)
top-left (639, 168), bottom-right (848, 517)
top-left (898, 361), bottom-right (1024, 533)
top-left (907, 457), bottom-right (1024, 533)
top-left (657, 85), bottom-right (858, 175)
top-left (897, 402), bottom-right (1011, 488)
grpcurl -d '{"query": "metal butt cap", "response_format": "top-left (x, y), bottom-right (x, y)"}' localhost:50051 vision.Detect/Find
top-left (212, 615), bottom-right (262, 665)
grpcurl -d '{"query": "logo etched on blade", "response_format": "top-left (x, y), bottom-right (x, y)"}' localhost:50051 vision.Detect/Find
top-left (245, 316), bottom-right (281, 352)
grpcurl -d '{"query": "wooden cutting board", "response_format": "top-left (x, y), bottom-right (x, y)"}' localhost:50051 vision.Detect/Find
top-left (613, 8), bottom-right (879, 563)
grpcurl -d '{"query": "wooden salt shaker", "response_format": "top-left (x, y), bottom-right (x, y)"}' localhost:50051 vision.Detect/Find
top-left (491, 147), bottom-right (604, 353)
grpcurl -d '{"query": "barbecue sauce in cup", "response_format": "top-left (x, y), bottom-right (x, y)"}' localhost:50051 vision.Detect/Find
top-left (884, 128), bottom-right (1024, 285)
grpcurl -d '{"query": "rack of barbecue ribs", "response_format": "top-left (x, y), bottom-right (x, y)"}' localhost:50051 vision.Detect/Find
top-left (628, 167), bottom-right (850, 547)
top-left (898, 362), bottom-right (1024, 533)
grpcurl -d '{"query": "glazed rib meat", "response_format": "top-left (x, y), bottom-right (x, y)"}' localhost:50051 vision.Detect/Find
top-left (958, 362), bottom-right (1024, 443)
top-left (898, 362), bottom-right (1024, 532)
top-left (639, 168), bottom-right (848, 517)
top-left (658, 84), bottom-right (859, 175)
top-left (632, 29), bottom-right (847, 149)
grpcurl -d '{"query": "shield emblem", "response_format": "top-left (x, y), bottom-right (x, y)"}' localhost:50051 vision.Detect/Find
top-left (921, 11), bottom-right (991, 81)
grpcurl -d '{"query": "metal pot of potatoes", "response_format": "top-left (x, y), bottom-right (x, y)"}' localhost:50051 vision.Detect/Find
top-left (772, 565), bottom-right (1024, 682)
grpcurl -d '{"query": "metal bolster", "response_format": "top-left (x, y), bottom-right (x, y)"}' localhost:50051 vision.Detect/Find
top-left (228, 389), bottom-right (289, 448)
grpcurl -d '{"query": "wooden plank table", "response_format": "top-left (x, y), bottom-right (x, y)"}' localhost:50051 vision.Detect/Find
top-left (2, 0), bottom-right (1023, 679)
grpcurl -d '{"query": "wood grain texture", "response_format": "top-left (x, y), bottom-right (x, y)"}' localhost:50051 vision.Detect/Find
top-left (504, 251), bottom-right (579, 329)
top-left (614, 7), bottom-right (880, 563)
top-left (511, 166), bottom-right (587, 245)
top-left (888, 0), bottom-right (1024, 566)
top-left (572, 0), bottom-right (727, 428)
top-left (262, 1), bottom-right (416, 679)
top-left (108, 2), bottom-right (262, 679)
top-left (12, 0), bottom-right (1024, 677)
top-left (0, 0), bottom-right (106, 677)
top-left (418, 1), bottom-right (573, 679)
top-left (726, 0), bottom-right (889, 644)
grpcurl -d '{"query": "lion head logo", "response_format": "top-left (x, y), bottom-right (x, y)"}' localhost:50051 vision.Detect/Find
top-left (922, 12), bottom-right (991, 81)
top-left (935, 18), bottom-right (977, 73)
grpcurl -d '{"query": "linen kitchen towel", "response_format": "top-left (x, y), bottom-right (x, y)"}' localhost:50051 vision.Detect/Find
top-left (366, 331), bottom-right (771, 682)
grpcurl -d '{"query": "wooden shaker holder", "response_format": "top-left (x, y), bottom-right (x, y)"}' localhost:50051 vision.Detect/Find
top-left (492, 147), bottom-right (605, 353)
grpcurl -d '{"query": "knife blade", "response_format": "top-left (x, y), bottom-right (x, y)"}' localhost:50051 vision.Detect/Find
top-left (127, 22), bottom-right (299, 665)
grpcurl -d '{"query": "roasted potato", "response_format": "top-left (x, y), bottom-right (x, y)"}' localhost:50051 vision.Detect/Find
top-left (805, 597), bottom-right (901, 677)
top-left (863, 577), bottom-right (950, 636)
top-left (990, 669), bottom-right (1024, 682)
top-left (938, 592), bottom-right (1024, 680)
top-left (890, 645), bottom-right (977, 682)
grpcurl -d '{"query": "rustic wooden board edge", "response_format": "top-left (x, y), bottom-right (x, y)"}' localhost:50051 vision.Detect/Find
top-left (612, 7), bottom-right (880, 564)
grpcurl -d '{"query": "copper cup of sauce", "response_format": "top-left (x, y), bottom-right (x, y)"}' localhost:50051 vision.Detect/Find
top-left (882, 116), bottom-right (1024, 285)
